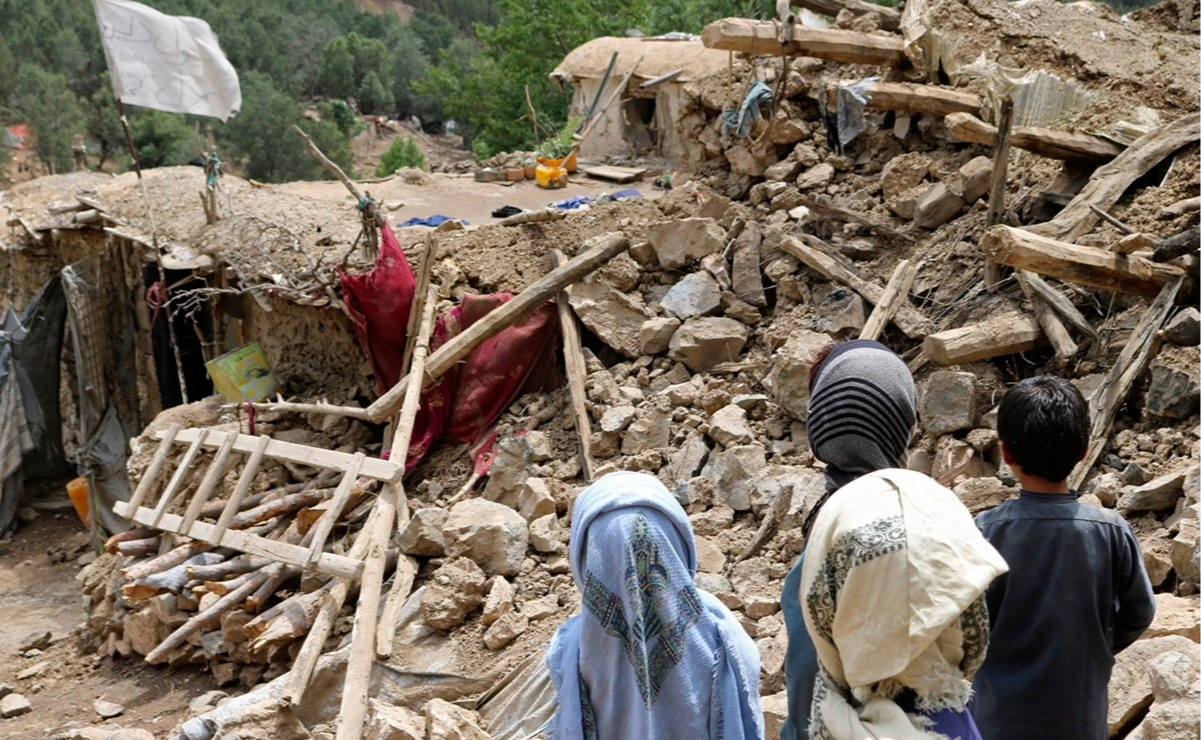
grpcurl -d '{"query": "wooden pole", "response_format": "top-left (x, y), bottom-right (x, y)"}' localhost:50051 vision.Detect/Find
top-left (984, 98), bottom-right (1014, 291)
top-left (1017, 272), bottom-right (1077, 365)
top-left (552, 250), bottom-right (595, 482)
top-left (860, 259), bottom-right (916, 341)
top-left (292, 125), bottom-right (382, 259)
top-left (944, 111), bottom-right (1124, 162)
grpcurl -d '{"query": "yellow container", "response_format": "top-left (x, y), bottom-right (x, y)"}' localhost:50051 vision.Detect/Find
top-left (205, 342), bottom-right (279, 403)
top-left (535, 160), bottom-right (568, 189)
top-left (66, 477), bottom-right (90, 527)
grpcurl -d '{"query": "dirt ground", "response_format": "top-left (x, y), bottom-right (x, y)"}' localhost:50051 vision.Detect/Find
top-left (0, 494), bottom-right (214, 740)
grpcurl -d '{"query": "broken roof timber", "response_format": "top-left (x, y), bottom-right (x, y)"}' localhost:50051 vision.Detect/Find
top-left (945, 112), bottom-right (1125, 162)
top-left (702, 18), bottom-right (906, 66)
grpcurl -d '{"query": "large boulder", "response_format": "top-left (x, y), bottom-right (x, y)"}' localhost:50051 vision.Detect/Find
top-left (399, 508), bottom-right (448, 557)
top-left (708, 404), bottom-right (755, 447)
top-left (638, 317), bottom-right (680, 355)
top-left (1145, 346), bottom-right (1200, 418)
top-left (1108, 636), bottom-right (1197, 735)
top-left (419, 558), bottom-right (487, 631)
top-left (1119, 469), bottom-right (1188, 514)
top-left (704, 443), bottom-right (767, 511)
top-left (920, 371), bottom-right (976, 436)
top-left (669, 317), bottom-right (749, 372)
top-left (661, 272), bottom-right (723, 320)
top-left (1142, 594), bottom-right (1200, 642)
top-left (425, 698), bottom-right (490, 740)
top-left (567, 281), bottom-right (650, 358)
top-left (442, 499), bottom-right (529, 577)
top-left (647, 218), bottom-right (727, 269)
top-left (766, 329), bottom-right (831, 421)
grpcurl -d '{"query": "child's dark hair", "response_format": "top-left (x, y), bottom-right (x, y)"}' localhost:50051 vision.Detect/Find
top-left (997, 376), bottom-right (1089, 483)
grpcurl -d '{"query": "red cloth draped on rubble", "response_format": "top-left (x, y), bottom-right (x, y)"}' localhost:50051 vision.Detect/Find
top-left (340, 224), bottom-right (560, 472)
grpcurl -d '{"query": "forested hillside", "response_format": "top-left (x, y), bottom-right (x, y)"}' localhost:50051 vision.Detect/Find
top-left (0, 0), bottom-right (1162, 182)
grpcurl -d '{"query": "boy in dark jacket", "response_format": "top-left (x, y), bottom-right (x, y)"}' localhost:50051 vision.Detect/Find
top-left (971, 376), bottom-right (1156, 739)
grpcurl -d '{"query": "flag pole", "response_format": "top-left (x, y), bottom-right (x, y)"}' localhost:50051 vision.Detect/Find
top-left (115, 98), bottom-right (192, 405)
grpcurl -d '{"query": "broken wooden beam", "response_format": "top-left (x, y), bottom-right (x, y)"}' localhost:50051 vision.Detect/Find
top-left (365, 233), bottom-right (631, 423)
top-left (860, 259), bottom-right (916, 341)
top-left (944, 112), bottom-right (1125, 162)
top-left (853, 80), bottom-right (981, 117)
top-left (1152, 225), bottom-right (1200, 263)
top-left (780, 234), bottom-right (935, 338)
top-left (1028, 113), bottom-right (1201, 243)
top-left (1069, 277), bottom-right (1183, 489)
top-left (701, 17), bottom-right (906, 66)
top-left (1019, 272), bottom-right (1099, 341)
top-left (1018, 272), bottom-right (1077, 365)
top-left (1110, 232), bottom-right (1155, 256)
top-left (791, 0), bottom-right (900, 30)
top-left (552, 250), bottom-right (595, 483)
top-left (1159, 196), bottom-right (1201, 220)
top-left (984, 98), bottom-right (1014, 291)
top-left (922, 313), bottom-right (1045, 366)
top-left (797, 196), bottom-right (904, 238)
top-left (981, 225), bottom-right (1185, 298)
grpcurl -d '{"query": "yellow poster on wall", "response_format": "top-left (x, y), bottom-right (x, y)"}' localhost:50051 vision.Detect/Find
top-left (205, 342), bottom-right (278, 403)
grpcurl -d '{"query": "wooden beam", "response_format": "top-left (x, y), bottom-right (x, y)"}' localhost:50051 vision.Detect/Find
top-left (1069, 278), bottom-right (1183, 489)
top-left (114, 503), bottom-right (364, 579)
top-left (1028, 113), bottom-right (1201, 243)
top-left (984, 98), bottom-right (1014, 291)
top-left (860, 259), bottom-right (916, 340)
top-left (792, 0), bottom-right (900, 30)
top-left (981, 225), bottom-right (1185, 298)
top-left (154, 428), bottom-right (402, 483)
top-left (944, 112), bottom-right (1125, 162)
top-left (1110, 232), bottom-right (1154, 255)
top-left (922, 313), bottom-right (1045, 366)
top-left (1159, 196), bottom-right (1201, 220)
top-left (552, 250), bottom-right (595, 482)
top-left (853, 80), bottom-right (981, 117)
top-left (701, 18), bottom-right (906, 66)
top-left (780, 235), bottom-right (935, 338)
top-left (365, 233), bottom-right (631, 423)
top-left (1018, 272), bottom-right (1077, 365)
top-left (1019, 272), bottom-right (1099, 341)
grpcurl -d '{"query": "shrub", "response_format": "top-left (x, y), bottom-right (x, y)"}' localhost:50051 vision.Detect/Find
top-left (376, 136), bottom-right (425, 176)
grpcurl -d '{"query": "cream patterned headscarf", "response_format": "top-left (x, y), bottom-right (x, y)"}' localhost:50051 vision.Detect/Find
top-left (800, 468), bottom-right (1008, 739)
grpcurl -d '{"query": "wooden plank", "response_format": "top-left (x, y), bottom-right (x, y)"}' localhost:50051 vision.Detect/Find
top-left (1110, 232), bottom-right (1154, 255)
top-left (1020, 272), bottom-right (1099, 341)
top-left (701, 17), bottom-right (906, 66)
top-left (365, 233), bottom-right (631, 423)
top-left (553, 250), bottom-right (595, 482)
top-left (1018, 272), bottom-right (1077, 365)
top-left (116, 504), bottom-right (364, 579)
top-left (780, 235), bottom-right (935, 338)
top-left (211, 434), bottom-right (272, 544)
top-left (1028, 113), bottom-right (1200, 243)
top-left (797, 196), bottom-right (904, 238)
top-left (1069, 278), bottom-right (1182, 489)
top-left (303, 454), bottom-right (366, 568)
top-left (582, 165), bottom-right (647, 183)
top-left (154, 428), bottom-right (401, 482)
top-left (860, 259), bottom-right (916, 341)
top-left (150, 429), bottom-right (210, 528)
top-left (923, 313), bottom-right (1045, 366)
top-left (853, 80), bottom-right (981, 117)
top-left (178, 430), bottom-right (239, 533)
top-left (982, 225), bottom-right (1185, 298)
top-left (984, 98), bottom-right (1014, 291)
top-left (944, 112), bottom-right (1124, 162)
top-left (127, 423), bottom-right (181, 512)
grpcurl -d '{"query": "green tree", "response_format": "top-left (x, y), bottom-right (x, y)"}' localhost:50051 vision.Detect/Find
top-left (376, 136), bottom-right (425, 176)
top-left (129, 109), bottom-right (195, 169)
top-left (358, 70), bottom-right (394, 115)
top-left (318, 99), bottom-right (362, 138)
top-left (410, 11), bottom-right (455, 60)
top-left (14, 65), bottom-right (84, 174)
top-left (318, 36), bottom-right (358, 99)
top-left (83, 79), bottom-right (128, 170)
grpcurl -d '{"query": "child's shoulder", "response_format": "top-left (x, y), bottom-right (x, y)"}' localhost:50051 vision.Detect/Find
top-left (975, 496), bottom-right (1129, 531)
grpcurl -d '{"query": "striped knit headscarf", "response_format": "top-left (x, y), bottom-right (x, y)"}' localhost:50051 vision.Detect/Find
top-left (806, 339), bottom-right (917, 489)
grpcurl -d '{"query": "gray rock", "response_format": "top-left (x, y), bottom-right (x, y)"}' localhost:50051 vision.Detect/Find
top-left (953, 477), bottom-right (1019, 515)
top-left (481, 435), bottom-right (532, 505)
top-left (420, 558), bottom-right (487, 630)
top-left (1163, 307), bottom-right (1200, 346)
top-left (524, 431), bottom-right (554, 462)
top-left (667, 433), bottom-right (711, 486)
top-left (1119, 469), bottom-right (1188, 513)
top-left (661, 272), bottom-right (722, 320)
top-left (695, 536), bottom-right (727, 574)
top-left (1149, 650), bottom-right (1199, 702)
top-left (921, 371), bottom-right (976, 436)
top-left (487, 476), bottom-right (556, 523)
top-left (744, 592), bottom-right (781, 619)
top-left (767, 329), bottom-right (832, 421)
top-left (706, 444), bottom-right (767, 511)
top-left (1108, 635), bottom-right (1197, 735)
top-left (764, 156), bottom-right (803, 182)
top-left (528, 514), bottom-right (564, 553)
top-left (0, 693), bottom-right (31, 718)
top-left (880, 152), bottom-right (930, 200)
top-left (599, 405), bottom-right (637, 433)
top-left (668, 317), bottom-right (749, 372)
top-left (1084, 472), bottom-right (1123, 508)
top-left (442, 500), bottom-right (529, 576)
top-left (482, 610), bottom-right (528, 651)
top-left (958, 156), bottom-right (993, 203)
top-left (367, 700), bottom-right (424, 740)
top-left (425, 698), bottom-right (491, 739)
top-left (913, 182), bottom-right (966, 229)
top-left (1145, 347), bottom-right (1200, 418)
top-left (754, 466), bottom-right (825, 522)
top-left (708, 404), bottom-right (755, 447)
top-left (1172, 519), bottom-right (1199, 587)
top-left (796, 162), bottom-right (834, 190)
top-left (646, 218), bottom-right (727, 269)
top-left (732, 222), bottom-right (767, 307)
top-left (481, 576), bottom-right (515, 626)
top-left (621, 404), bottom-right (672, 455)
top-left (811, 285), bottom-right (866, 337)
top-left (1140, 695), bottom-right (1201, 740)
top-left (94, 699), bottom-right (125, 718)
top-left (399, 508), bottom-right (448, 557)
top-left (567, 281), bottom-right (651, 358)
top-left (187, 690), bottom-right (228, 712)
top-left (726, 144), bottom-right (770, 177)
top-left (695, 572), bottom-right (733, 594)
top-left (638, 317), bottom-right (681, 355)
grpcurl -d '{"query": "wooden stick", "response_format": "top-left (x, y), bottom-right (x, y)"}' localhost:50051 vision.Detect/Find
top-left (154, 429), bottom-right (400, 483)
top-left (402, 233), bottom-right (439, 373)
top-left (1110, 232), bottom-right (1155, 256)
top-left (796, 196), bottom-right (904, 239)
top-left (338, 285), bottom-right (437, 739)
top-left (1028, 113), bottom-right (1200, 243)
top-left (145, 567), bottom-right (273, 664)
top-left (944, 112), bottom-right (1124, 162)
top-left (1152, 225), bottom-right (1199, 263)
top-left (1019, 272), bottom-right (1099, 341)
top-left (187, 554), bottom-right (271, 582)
top-left (212, 434), bottom-right (272, 543)
top-left (123, 552), bottom-right (225, 601)
top-left (497, 208), bottom-right (567, 227)
top-left (445, 471), bottom-right (483, 506)
top-left (922, 313), bottom-right (1045, 366)
top-left (292, 125), bottom-right (381, 258)
top-left (1089, 204), bottom-right (1138, 235)
top-left (115, 537), bottom-right (161, 559)
top-left (122, 540), bottom-right (213, 583)
top-left (552, 250), bottom-right (595, 483)
top-left (373, 554), bottom-right (419, 659)
top-left (127, 423), bottom-right (181, 511)
top-left (179, 430), bottom-right (239, 533)
top-left (779, 235), bottom-right (935, 338)
top-left (981, 225), bottom-right (1185, 298)
top-left (304, 454), bottom-right (366, 568)
top-left (984, 98), bottom-right (1014, 291)
top-left (246, 564), bottom-right (294, 613)
top-left (151, 429), bottom-right (210, 527)
top-left (1069, 278), bottom-right (1182, 489)
top-left (205, 568), bottom-right (261, 596)
top-left (364, 233), bottom-right (630, 423)
top-left (701, 17), bottom-right (906, 66)
top-left (105, 527), bottom-right (159, 554)
top-left (1018, 272), bottom-right (1077, 365)
top-left (860, 259), bottom-right (917, 341)
top-left (1159, 196), bottom-right (1201, 220)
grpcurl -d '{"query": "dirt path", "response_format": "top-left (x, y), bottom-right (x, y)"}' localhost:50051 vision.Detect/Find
top-left (0, 500), bottom-right (213, 739)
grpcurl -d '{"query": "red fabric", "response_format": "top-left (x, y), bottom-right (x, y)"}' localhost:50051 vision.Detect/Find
top-left (340, 228), bottom-right (560, 473)
top-left (339, 224), bottom-right (416, 392)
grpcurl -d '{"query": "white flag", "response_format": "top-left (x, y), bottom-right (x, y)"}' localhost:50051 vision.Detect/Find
top-left (93, 0), bottom-right (241, 121)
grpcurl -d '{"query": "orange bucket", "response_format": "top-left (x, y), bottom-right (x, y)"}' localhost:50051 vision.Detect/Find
top-left (66, 477), bottom-right (91, 527)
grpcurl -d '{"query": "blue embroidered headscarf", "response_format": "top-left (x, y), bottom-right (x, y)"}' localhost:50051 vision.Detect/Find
top-left (546, 471), bottom-right (764, 740)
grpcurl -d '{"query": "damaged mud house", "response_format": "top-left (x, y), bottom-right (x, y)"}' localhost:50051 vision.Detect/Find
top-left (1, 0), bottom-right (1200, 737)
